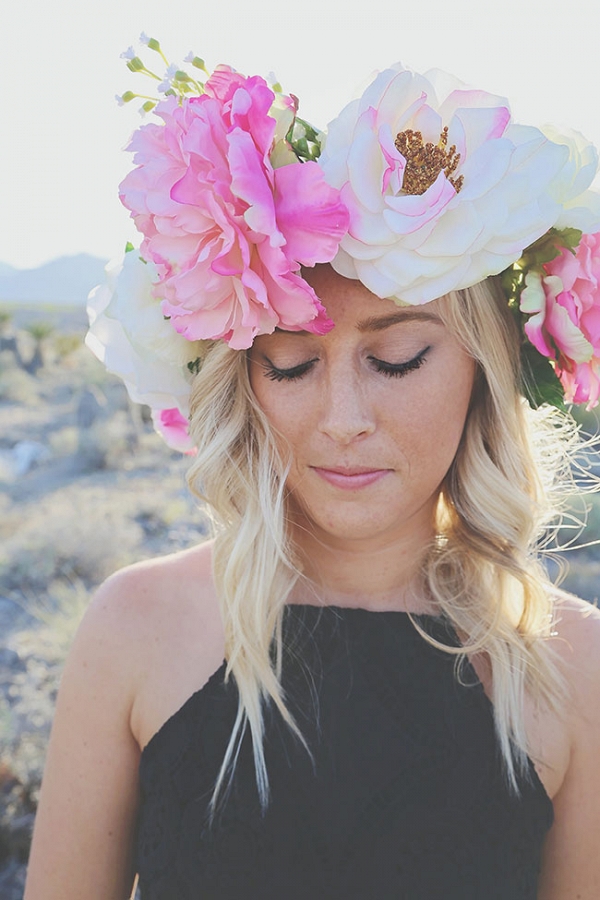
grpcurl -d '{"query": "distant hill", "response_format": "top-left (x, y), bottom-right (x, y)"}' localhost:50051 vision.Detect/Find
top-left (0, 254), bottom-right (108, 306)
top-left (0, 261), bottom-right (18, 278)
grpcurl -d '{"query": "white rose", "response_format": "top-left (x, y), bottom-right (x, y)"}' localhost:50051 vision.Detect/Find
top-left (319, 63), bottom-right (580, 305)
top-left (541, 125), bottom-right (600, 234)
top-left (86, 249), bottom-right (203, 416)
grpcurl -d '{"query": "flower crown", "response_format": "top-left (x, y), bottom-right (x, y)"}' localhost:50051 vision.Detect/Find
top-left (86, 37), bottom-right (600, 450)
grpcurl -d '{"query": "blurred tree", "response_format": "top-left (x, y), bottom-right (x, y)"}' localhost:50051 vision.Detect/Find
top-left (23, 323), bottom-right (54, 375)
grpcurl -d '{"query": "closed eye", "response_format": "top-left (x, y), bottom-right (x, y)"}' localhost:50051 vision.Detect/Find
top-left (368, 346), bottom-right (430, 377)
top-left (263, 357), bottom-right (319, 382)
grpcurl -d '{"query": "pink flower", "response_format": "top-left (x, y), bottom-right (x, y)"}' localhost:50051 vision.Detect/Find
top-left (119, 67), bottom-right (349, 350)
top-left (151, 407), bottom-right (195, 453)
top-left (520, 232), bottom-right (600, 407)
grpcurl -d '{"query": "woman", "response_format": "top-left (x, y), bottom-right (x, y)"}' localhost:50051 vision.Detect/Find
top-left (25, 47), bottom-right (600, 899)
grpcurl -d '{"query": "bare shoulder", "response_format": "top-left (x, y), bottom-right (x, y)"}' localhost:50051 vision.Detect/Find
top-left (25, 544), bottom-right (219, 899)
top-left (25, 544), bottom-right (220, 900)
top-left (546, 591), bottom-right (600, 752)
top-left (81, 539), bottom-right (225, 747)
top-left (84, 540), bottom-right (219, 665)
top-left (550, 592), bottom-right (600, 703)
top-left (538, 593), bottom-right (600, 899)
top-left (90, 539), bottom-right (217, 622)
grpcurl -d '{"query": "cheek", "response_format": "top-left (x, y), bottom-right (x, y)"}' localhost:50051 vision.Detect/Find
top-left (248, 362), bottom-right (312, 452)
top-left (401, 357), bottom-right (474, 469)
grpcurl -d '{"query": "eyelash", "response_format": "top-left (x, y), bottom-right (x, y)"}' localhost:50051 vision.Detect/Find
top-left (264, 358), bottom-right (318, 382)
top-left (369, 346), bottom-right (430, 378)
top-left (263, 347), bottom-right (430, 382)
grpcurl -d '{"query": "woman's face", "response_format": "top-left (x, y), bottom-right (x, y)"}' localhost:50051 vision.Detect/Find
top-left (248, 265), bottom-right (476, 549)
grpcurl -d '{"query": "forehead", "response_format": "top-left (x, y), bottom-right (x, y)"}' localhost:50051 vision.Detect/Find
top-left (301, 264), bottom-right (445, 331)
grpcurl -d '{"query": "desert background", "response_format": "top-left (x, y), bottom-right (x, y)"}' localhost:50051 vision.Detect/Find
top-left (0, 256), bottom-right (214, 896)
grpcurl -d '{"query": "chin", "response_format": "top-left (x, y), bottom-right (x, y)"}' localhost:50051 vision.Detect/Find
top-left (299, 506), bottom-right (412, 545)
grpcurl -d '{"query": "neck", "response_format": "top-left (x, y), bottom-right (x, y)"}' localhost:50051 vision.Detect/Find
top-left (287, 510), bottom-right (438, 614)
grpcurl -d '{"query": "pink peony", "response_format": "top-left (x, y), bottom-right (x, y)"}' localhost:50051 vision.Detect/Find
top-left (151, 407), bottom-right (195, 453)
top-left (119, 67), bottom-right (349, 350)
top-left (520, 232), bottom-right (600, 407)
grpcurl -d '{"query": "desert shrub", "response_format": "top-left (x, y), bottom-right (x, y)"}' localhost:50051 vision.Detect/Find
top-left (0, 581), bottom-right (89, 808)
top-left (52, 333), bottom-right (83, 361)
top-left (23, 324), bottom-right (53, 344)
top-left (76, 411), bottom-right (138, 471)
top-left (0, 500), bottom-right (145, 594)
top-left (48, 426), bottom-right (79, 457)
top-left (0, 368), bottom-right (40, 406)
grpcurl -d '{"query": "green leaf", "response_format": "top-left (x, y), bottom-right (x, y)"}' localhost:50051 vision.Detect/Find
top-left (558, 226), bottom-right (583, 254)
top-left (521, 227), bottom-right (583, 269)
top-left (187, 358), bottom-right (202, 376)
top-left (125, 242), bottom-right (135, 253)
top-left (520, 342), bottom-right (565, 410)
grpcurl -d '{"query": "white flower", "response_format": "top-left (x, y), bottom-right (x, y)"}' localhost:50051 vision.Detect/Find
top-left (319, 63), bottom-right (577, 305)
top-left (120, 46), bottom-right (136, 60)
top-left (86, 250), bottom-right (204, 417)
top-left (541, 125), bottom-right (600, 234)
top-left (139, 32), bottom-right (151, 45)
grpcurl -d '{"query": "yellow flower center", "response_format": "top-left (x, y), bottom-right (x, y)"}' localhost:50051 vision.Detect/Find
top-left (394, 127), bottom-right (464, 195)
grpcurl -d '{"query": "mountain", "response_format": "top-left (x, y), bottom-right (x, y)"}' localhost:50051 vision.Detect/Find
top-left (0, 254), bottom-right (108, 306)
top-left (0, 261), bottom-right (20, 279)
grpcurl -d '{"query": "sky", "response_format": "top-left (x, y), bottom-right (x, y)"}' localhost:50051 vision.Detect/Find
top-left (4, 0), bottom-right (600, 270)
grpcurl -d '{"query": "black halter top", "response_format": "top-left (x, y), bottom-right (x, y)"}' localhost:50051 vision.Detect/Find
top-left (135, 605), bottom-right (553, 899)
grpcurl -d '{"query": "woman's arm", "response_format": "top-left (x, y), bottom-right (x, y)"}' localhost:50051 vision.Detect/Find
top-left (24, 572), bottom-right (144, 900)
top-left (538, 600), bottom-right (600, 900)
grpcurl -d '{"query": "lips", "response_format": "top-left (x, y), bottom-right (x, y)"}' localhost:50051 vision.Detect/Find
top-left (311, 466), bottom-right (391, 489)
top-left (316, 466), bottom-right (384, 475)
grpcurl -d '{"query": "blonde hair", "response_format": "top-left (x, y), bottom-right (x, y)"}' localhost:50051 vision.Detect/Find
top-left (187, 274), bottom-right (578, 810)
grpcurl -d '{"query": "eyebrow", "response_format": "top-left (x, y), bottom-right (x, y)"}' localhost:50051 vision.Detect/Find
top-left (272, 309), bottom-right (442, 337)
top-left (356, 310), bottom-right (443, 332)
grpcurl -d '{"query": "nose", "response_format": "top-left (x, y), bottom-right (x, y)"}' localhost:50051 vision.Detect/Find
top-left (317, 367), bottom-right (376, 444)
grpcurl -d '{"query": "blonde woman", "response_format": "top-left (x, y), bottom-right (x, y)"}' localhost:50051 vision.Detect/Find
top-left (25, 53), bottom-right (600, 899)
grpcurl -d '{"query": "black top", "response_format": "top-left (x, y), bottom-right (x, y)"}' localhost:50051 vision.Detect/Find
top-left (135, 605), bottom-right (553, 899)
